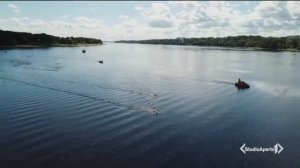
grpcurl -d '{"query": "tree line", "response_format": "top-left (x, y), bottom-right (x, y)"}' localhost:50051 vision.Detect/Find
top-left (0, 30), bottom-right (102, 46)
top-left (116, 35), bottom-right (300, 50)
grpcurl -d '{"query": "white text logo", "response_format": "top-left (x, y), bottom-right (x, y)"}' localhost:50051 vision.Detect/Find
top-left (240, 143), bottom-right (284, 154)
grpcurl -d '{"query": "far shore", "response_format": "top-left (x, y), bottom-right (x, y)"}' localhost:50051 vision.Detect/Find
top-left (1, 43), bottom-right (299, 53)
top-left (115, 42), bottom-right (300, 52)
top-left (0, 43), bottom-right (102, 49)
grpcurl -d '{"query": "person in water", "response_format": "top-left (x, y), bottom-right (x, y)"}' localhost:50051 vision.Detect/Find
top-left (238, 78), bottom-right (241, 83)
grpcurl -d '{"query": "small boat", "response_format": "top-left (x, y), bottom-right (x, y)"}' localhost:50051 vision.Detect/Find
top-left (235, 81), bottom-right (250, 89)
top-left (99, 60), bottom-right (103, 64)
top-left (82, 49), bottom-right (86, 53)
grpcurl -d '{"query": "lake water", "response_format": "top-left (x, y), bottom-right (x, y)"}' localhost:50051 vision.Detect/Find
top-left (0, 43), bottom-right (300, 168)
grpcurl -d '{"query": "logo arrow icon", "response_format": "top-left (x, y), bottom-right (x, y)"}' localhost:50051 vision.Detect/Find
top-left (275, 143), bottom-right (284, 154)
top-left (240, 143), bottom-right (246, 154)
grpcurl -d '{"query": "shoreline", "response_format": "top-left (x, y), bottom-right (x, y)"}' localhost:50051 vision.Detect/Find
top-left (1, 43), bottom-right (299, 52)
top-left (0, 43), bottom-right (102, 49)
top-left (115, 42), bottom-right (300, 52)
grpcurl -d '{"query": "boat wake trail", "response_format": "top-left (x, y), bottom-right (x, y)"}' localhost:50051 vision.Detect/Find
top-left (124, 75), bottom-right (159, 114)
top-left (89, 83), bottom-right (158, 97)
top-left (252, 81), bottom-right (300, 97)
top-left (221, 69), bottom-right (253, 74)
top-left (0, 77), bottom-right (159, 114)
top-left (8, 59), bottom-right (32, 67)
top-left (155, 74), bottom-right (235, 86)
top-left (212, 80), bottom-right (235, 85)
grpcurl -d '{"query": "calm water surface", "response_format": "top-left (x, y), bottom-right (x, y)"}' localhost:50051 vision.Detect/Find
top-left (0, 43), bottom-right (300, 168)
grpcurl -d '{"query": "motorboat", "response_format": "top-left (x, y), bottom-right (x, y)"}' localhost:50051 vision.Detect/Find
top-left (235, 80), bottom-right (250, 89)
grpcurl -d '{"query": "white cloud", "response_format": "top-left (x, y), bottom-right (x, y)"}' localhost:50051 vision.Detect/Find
top-left (287, 1), bottom-right (300, 19)
top-left (135, 3), bottom-right (175, 28)
top-left (1, 2), bottom-right (300, 40)
top-left (13, 9), bottom-right (21, 13)
top-left (169, 2), bottom-right (243, 37)
top-left (253, 1), bottom-right (290, 20)
top-left (149, 19), bottom-right (173, 28)
top-left (236, 1), bottom-right (300, 36)
top-left (168, 1), bottom-right (199, 9)
top-left (7, 4), bottom-right (21, 13)
top-left (7, 4), bottom-right (19, 9)
top-left (0, 16), bottom-right (109, 39)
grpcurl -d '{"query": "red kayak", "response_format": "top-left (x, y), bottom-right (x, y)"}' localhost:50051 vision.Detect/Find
top-left (235, 81), bottom-right (250, 89)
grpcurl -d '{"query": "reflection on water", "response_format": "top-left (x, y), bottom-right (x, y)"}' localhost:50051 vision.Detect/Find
top-left (0, 43), bottom-right (300, 168)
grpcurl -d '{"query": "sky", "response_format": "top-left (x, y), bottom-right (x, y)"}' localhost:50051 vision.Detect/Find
top-left (0, 1), bottom-right (300, 41)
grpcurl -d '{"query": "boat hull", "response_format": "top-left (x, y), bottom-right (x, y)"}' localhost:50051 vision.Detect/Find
top-left (235, 82), bottom-right (250, 89)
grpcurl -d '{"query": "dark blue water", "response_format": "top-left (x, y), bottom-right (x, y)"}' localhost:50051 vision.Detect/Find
top-left (0, 43), bottom-right (300, 168)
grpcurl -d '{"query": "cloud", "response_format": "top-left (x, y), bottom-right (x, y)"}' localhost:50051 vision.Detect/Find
top-left (149, 19), bottom-right (173, 28)
top-left (168, 1), bottom-right (199, 9)
top-left (1, 2), bottom-right (300, 40)
top-left (0, 16), bottom-right (109, 39)
top-left (254, 1), bottom-right (291, 20)
top-left (236, 1), bottom-right (300, 36)
top-left (135, 3), bottom-right (175, 28)
top-left (287, 1), bottom-right (300, 19)
top-left (7, 4), bottom-right (21, 13)
top-left (168, 2), bottom-right (243, 37)
top-left (7, 4), bottom-right (18, 9)
top-left (170, 1), bottom-right (299, 37)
